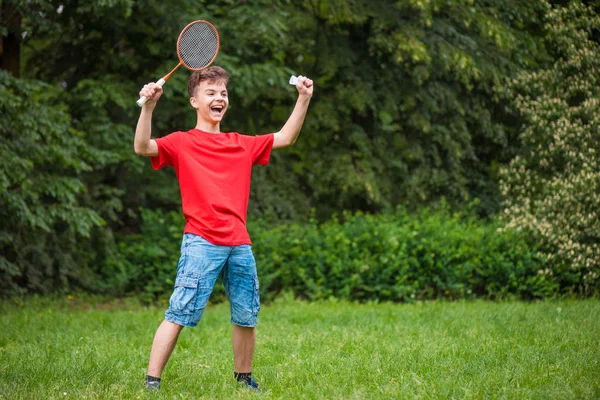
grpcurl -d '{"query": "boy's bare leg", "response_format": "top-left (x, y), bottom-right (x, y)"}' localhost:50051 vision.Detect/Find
top-left (232, 325), bottom-right (256, 373)
top-left (147, 320), bottom-right (185, 377)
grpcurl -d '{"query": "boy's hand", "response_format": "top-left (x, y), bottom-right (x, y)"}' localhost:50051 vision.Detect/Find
top-left (295, 75), bottom-right (313, 98)
top-left (139, 82), bottom-right (163, 110)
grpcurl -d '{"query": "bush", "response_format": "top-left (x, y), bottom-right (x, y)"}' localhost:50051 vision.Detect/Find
top-left (101, 209), bottom-right (227, 303)
top-left (108, 206), bottom-right (554, 303)
top-left (499, 2), bottom-right (600, 296)
top-left (0, 72), bottom-right (105, 296)
top-left (252, 207), bottom-right (552, 302)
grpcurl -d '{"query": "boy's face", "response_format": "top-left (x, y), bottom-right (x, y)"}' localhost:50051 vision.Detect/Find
top-left (190, 79), bottom-right (229, 124)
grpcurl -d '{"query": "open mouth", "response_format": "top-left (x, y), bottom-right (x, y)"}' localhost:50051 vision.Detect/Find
top-left (210, 105), bottom-right (224, 115)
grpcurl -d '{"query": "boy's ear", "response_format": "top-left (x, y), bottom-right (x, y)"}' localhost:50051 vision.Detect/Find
top-left (190, 97), bottom-right (198, 109)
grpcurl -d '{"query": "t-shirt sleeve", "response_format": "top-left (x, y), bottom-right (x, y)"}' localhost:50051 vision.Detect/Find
top-left (250, 133), bottom-right (274, 165)
top-left (151, 132), bottom-right (181, 170)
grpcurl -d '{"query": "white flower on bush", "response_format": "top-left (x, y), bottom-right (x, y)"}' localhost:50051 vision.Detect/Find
top-left (499, 1), bottom-right (600, 294)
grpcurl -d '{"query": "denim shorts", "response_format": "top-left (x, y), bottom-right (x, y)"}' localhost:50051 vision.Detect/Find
top-left (164, 233), bottom-right (260, 328)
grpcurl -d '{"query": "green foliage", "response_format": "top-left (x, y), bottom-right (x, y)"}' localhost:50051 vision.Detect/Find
top-left (9, 0), bottom-right (552, 224)
top-left (499, 1), bottom-right (600, 296)
top-left (0, 71), bottom-right (104, 294)
top-left (269, 0), bottom-right (550, 218)
top-left (109, 207), bottom-right (552, 303)
top-left (0, 0), bottom-right (580, 297)
top-left (253, 207), bottom-right (551, 302)
top-left (102, 209), bottom-right (190, 303)
top-left (102, 208), bottom-right (229, 303)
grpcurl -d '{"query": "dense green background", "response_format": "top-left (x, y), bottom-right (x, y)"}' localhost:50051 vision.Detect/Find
top-left (1, 0), bottom-right (599, 299)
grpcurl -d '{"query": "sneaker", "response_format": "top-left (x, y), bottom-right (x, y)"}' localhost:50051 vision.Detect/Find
top-left (144, 380), bottom-right (161, 392)
top-left (239, 377), bottom-right (260, 392)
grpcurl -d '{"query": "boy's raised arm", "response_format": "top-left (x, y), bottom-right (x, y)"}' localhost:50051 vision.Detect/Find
top-left (134, 83), bottom-right (162, 157)
top-left (273, 76), bottom-right (313, 149)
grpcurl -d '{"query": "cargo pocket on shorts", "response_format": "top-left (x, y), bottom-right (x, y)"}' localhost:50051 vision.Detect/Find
top-left (252, 276), bottom-right (260, 316)
top-left (169, 276), bottom-right (199, 315)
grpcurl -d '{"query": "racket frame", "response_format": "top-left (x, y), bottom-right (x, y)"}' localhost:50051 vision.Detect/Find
top-left (136, 20), bottom-right (220, 107)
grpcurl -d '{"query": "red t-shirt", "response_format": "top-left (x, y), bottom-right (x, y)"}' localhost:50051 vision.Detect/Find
top-left (151, 128), bottom-right (274, 245)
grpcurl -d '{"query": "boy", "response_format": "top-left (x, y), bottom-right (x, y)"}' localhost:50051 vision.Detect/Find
top-left (134, 66), bottom-right (313, 392)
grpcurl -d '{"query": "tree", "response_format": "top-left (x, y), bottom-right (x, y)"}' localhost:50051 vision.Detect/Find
top-left (258, 0), bottom-right (550, 218)
top-left (0, 1), bottom-right (21, 76)
top-left (0, 71), bottom-right (103, 294)
top-left (12, 0), bottom-right (551, 222)
top-left (0, 0), bottom-right (556, 295)
top-left (499, 1), bottom-right (600, 294)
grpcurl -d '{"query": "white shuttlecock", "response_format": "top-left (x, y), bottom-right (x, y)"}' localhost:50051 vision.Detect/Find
top-left (289, 75), bottom-right (299, 85)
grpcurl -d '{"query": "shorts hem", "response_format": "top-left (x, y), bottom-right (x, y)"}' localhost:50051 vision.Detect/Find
top-left (165, 314), bottom-right (198, 328)
top-left (231, 319), bottom-right (258, 327)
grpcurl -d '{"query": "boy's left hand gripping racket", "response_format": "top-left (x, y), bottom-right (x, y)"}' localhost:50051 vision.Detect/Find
top-left (137, 20), bottom-right (220, 107)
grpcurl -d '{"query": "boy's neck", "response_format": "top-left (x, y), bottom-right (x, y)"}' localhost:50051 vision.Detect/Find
top-left (195, 120), bottom-right (221, 134)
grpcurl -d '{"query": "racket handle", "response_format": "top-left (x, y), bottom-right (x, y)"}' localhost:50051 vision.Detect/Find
top-left (289, 75), bottom-right (299, 85)
top-left (136, 78), bottom-right (166, 107)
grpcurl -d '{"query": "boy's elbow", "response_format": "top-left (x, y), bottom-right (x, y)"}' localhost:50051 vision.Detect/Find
top-left (282, 138), bottom-right (297, 149)
top-left (134, 144), bottom-right (146, 155)
top-left (288, 133), bottom-right (302, 146)
top-left (273, 132), bottom-right (294, 149)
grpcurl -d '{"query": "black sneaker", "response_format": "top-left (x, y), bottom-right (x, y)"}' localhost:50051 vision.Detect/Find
top-left (144, 380), bottom-right (160, 392)
top-left (239, 377), bottom-right (260, 392)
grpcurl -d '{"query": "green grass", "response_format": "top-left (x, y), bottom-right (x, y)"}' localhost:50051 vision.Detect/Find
top-left (0, 297), bottom-right (598, 399)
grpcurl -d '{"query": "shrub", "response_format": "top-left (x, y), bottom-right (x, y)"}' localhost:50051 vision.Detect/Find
top-left (252, 207), bottom-right (551, 302)
top-left (108, 206), bottom-right (552, 303)
top-left (101, 209), bottom-right (228, 303)
top-left (499, 1), bottom-right (600, 296)
top-left (0, 72), bottom-right (105, 296)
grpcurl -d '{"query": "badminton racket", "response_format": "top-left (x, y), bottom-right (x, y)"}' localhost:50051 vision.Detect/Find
top-left (136, 20), bottom-right (220, 107)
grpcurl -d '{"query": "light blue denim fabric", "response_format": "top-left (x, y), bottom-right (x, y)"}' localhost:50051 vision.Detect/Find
top-left (165, 233), bottom-right (260, 327)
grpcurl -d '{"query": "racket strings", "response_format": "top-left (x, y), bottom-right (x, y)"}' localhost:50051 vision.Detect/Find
top-left (178, 22), bottom-right (219, 70)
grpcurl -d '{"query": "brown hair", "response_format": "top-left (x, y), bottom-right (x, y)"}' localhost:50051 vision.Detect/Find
top-left (187, 66), bottom-right (229, 97)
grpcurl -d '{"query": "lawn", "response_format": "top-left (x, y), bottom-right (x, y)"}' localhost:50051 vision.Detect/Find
top-left (0, 297), bottom-right (598, 399)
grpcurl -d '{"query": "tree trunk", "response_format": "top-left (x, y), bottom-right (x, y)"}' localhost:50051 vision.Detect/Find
top-left (0, 1), bottom-right (21, 77)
